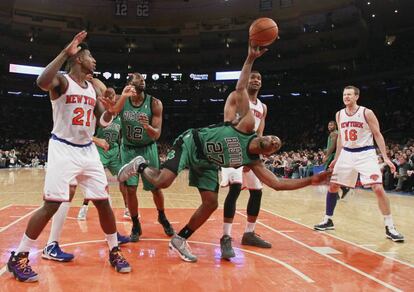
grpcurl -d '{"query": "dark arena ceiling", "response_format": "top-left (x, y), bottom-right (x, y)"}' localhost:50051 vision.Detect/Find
top-left (0, 0), bottom-right (413, 72)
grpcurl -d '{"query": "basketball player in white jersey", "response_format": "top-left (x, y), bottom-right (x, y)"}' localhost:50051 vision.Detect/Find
top-left (41, 77), bottom-right (130, 263)
top-left (220, 71), bottom-right (271, 260)
top-left (314, 86), bottom-right (404, 242)
top-left (7, 31), bottom-right (132, 283)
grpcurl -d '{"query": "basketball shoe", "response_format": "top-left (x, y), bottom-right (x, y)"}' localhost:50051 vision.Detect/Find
top-left (158, 215), bottom-right (174, 236)
top-left (77, 205), bottom-right (88, 221)
top-left (314, 218), bottom-right (335, 231)
top-left (109, 247), bottom-right (131, 273)
top-left (241, 232), bottom-right (272, 248)
top-left (130, 221), bottom-right (142, 242)
top-left (7, 252), bottom-right (38, 282)
top-left (169, 234), bottom-right (197, 262)
top-left (385, 226), bottom-right (404, 242)
top-left (118, 156), bottom-right (147, 182)
top-left (220, 235), bottom-right (235, 259)
top-left (123, 208), bottom-right (130, 219)
top-left (117, 232), bottom-right (130, 245)
top-left (42, 241), bottom-right (74, 262)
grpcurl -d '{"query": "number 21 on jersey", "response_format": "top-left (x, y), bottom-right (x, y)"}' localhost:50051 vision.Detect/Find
top-left (72, 107), bottom-right (93, 127)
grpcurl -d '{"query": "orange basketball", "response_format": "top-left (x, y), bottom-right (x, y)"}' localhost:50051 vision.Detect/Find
top-left (249, 18), bottom-right (279, 46)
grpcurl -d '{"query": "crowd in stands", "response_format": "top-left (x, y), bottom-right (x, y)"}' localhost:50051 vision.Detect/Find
top-left (262, 138), bottom-right (414, 194)
top-left (0, 139), bottom-right (48, 168)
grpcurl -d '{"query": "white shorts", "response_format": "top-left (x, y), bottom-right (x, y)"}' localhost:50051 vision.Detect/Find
top-left (43, 139), bottom-right (109, 202)
top-left (220, 167), bottom-right (263, 190)
top-left (331, 148), bottom-right (382, 188)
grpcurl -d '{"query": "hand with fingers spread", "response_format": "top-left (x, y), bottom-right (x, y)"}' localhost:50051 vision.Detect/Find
top-left (63, 31), bottom-right (88, 57)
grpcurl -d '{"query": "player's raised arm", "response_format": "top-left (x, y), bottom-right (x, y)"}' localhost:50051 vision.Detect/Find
top-left (37, 31), bottom-right (87, 95)
top-left (107, 85), bottom-right (137, 115)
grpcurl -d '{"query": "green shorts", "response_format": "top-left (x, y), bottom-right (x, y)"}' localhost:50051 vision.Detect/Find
top-left (97, 145), bottom-right (121, 176)
top-left (162, 130), bottom-right (219, 193)
top-left (120, 142), bottom-right (159, 191)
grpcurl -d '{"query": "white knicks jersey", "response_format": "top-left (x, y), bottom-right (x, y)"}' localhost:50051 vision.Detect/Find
top-left (339, 106), bottom-right (373, 148)
top-left (51, 74), bottom-right (97, 145)
top-left (249, 98), bottom-right (264, 132)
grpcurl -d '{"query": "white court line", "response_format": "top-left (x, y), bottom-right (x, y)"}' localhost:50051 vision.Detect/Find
top-left (240, 210), bottom-right (403, 292)
top-left (359, 244), bottom-right (377, 248)
top-left (0, 207), bottom-right (41, 233)
top-left (0, 238), bottom-right (314, 283)
top-left (261, 208), bottom-right (414, 269)
top-left (0, 204), bottom-right (13, 211)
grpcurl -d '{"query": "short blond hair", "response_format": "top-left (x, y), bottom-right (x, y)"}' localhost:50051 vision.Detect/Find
top-left (344, 85), bottom-right (360, 96)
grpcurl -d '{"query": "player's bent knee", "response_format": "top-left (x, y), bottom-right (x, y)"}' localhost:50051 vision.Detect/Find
top-left (203, 199), bottom-right (219, 211)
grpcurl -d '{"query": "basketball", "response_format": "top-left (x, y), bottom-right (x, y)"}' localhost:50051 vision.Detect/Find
top-left (249, 17), bottom-right (278, 46)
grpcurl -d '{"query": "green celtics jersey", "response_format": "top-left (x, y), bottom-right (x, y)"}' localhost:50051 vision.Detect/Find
top-left (120, 94), bottom-right (154, 147)
top-left (324, 130), bottom-right (338, 168)
top-left (326, 130), bottom-right (338, 153)
top-left (96, 115), bottom-right (121, 148)
top-left (196, 122), bottom-right (260, 168)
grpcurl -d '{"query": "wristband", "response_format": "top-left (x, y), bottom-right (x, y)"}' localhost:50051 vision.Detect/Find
top-left (100, 111), bottom-right (113, 127)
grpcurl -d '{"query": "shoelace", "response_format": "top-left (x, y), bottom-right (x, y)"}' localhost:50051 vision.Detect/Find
top-left (388, 227), bottom-right (401, 236)
top-left (112, 251), bottom-right (128, 265)
top-left (223, 237), bottom-right (232, 248)
top-left (17, 257), bottom-right (34, 274)
top-left (53, 244), bottom-right (62, 253)
top-left (178, 239), bottom-right (193, 253)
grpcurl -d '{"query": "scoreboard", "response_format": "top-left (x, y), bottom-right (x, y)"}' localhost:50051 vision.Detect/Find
top-left (114, 0), bottom-right (149, 17)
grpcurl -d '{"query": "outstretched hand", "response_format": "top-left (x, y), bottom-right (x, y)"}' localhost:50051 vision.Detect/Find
top-left (64, 31), bottom-right (87, 57)
top-left (248, 43), bottom-right (268, 60)
top-left (311, 170), bottom-right (332, 185)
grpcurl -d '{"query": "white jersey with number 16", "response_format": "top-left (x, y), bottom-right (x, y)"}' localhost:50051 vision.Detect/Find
top-left (338, 106), bottom-right (373, 149)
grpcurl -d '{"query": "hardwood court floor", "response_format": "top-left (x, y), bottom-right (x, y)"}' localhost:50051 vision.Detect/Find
top-left (0, 168), bottom-right (413, 291)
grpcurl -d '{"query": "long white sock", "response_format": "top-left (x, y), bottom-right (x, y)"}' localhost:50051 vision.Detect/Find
top-left (105, 232), bottom-right (118, 250)
top-left (16, 233), bottom-right (36, 254)
top-left (384, 215), bottom-right (394, 227)
top-left (223, 223), bottom-right (232, 236)
top-left (48, 202), bottom-right (70, 244)
top-left (245, 222), bottom-right (256, 233)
